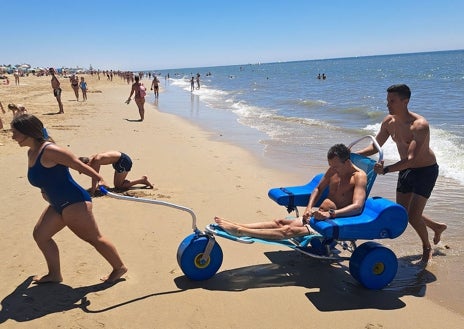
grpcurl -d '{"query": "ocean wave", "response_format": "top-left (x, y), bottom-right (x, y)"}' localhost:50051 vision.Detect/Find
top-left (361, 124), bottom-right (464, 185)
top-left (297, 99), bottom-right (328, 107)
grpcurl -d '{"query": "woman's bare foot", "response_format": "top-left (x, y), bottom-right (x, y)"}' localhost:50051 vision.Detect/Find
top-left (214, 217), bottom-right (242, 236)
top-left (32, 273), bottom-right (63, 284)
top-left (142, 176), bottom-right (154, 189)
top-left (433, 223), bottom-right (447, 244)
top-left (101, 266), bottom-right (128, 283)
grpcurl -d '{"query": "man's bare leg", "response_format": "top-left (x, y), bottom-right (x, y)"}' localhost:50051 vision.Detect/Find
top-left (120, 176), bottom-right (154, 189)
top-left (214, 216), bottom-right (286, 230)
top-left (56, 97), bottom-right (64, 114)
top-left (214, 217), bottom-right (308, 240)
top-left (423, 215), bottom-right (447, 244)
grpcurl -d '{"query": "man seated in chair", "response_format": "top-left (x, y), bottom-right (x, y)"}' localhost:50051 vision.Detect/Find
top-left (215, 144), bottom-right (367, 239)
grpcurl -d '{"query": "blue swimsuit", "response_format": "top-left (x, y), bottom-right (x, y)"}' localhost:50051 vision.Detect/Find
top-left (28, 143), bottom-right (91, 214)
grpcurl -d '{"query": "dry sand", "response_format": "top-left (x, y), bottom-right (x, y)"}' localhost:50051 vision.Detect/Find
top-left (0, 74), bottom-right (462, 328)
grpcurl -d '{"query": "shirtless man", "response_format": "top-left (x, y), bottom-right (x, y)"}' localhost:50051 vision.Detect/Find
top-left (357, 84), bottom-right (447, 264)
top-left (215, 144), bottom-right (367, 240)
top-left (49, 68), bottom-right (64, 114)
top-left (79, 151), bottom-right (153, 195)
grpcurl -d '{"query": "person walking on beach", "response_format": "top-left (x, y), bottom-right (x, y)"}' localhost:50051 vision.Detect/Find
top-left (70, 74), bottom-right (79, 101)
top-left (357, 84), bottom-right (447, 264)
top-left (49, 68), bottom-right (64, 114)
top-left (126, 76), bottom-right (146, 121)
top-left (79, 151), bottom-right (154, 196)
top-left (150, 75), bottom-right (160, 98)
top-left (215, 144), bottom-right (367, 239)
top-left (79, 77), bottom-right (88, 101)
top-left (10, 114), bottom-right (127, 283)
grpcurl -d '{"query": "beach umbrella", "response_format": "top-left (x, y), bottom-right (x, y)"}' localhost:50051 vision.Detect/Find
top-left (19, 64), bottom-right (31, 69)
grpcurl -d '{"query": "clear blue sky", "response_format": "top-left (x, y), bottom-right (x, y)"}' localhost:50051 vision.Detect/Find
top-left (3, 0), bottom-right (463, 71)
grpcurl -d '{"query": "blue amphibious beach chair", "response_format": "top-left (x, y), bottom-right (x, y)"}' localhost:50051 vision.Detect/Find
top-left (177, 136), bottom-right (409, 289)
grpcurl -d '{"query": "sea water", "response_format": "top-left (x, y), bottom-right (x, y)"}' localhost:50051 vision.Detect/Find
top-left (148, 50), bottom-right (464, 310)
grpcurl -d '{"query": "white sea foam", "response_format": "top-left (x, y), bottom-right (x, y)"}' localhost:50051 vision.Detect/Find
top-left (362, 124), bottom-right (464, 185)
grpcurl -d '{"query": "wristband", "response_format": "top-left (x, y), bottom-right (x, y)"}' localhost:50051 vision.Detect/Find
top-left (383, 166), bottom-right (390, 174)
top-left (329, 208), bottom-right (335, 218)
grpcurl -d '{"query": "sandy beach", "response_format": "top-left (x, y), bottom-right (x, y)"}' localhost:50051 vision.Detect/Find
top-left (1, 74), bottom-right (463, 328)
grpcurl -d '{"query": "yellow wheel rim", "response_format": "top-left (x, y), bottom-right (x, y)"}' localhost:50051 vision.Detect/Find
top-left (194, 253), bottom-right (210, 269)
top-left (372, 262), bottom-right (385, 275)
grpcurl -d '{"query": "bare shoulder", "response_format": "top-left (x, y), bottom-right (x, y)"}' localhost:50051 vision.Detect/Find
top-left (43, 143), bottom-right (66, 154)
top-left (382, 114), bottom-right (395, 124)
top-left (380, 114), bottom-right (396, 131)
top-left (353, 167), bottom-right (368, 186)
top-left (41, 143), bottom-right (74, 165)
top-left (411, 112), bottom-right (429, 130)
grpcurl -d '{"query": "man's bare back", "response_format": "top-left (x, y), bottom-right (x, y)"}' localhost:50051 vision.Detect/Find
top-left (89, 150), bottom-right (122, 166)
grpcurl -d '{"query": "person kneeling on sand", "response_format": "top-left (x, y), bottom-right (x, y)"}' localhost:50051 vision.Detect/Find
top-left (8, 103), bottom-right (28, 117)
top-left (79, 151), bottom-right (153, 195)
top-left (215, 144), bottom-right (367, 240)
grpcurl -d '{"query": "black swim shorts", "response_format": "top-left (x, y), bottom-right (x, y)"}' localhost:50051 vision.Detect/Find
top-left (112, 152), bottom-right (133, 173)
top-left (53, 88), bottom-right (62, 97)
top-left (396, 163), bottom-right (439, 198)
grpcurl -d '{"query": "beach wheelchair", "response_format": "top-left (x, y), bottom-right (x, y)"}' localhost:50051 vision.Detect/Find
top-left (180, 136), bottom-right (408, 289)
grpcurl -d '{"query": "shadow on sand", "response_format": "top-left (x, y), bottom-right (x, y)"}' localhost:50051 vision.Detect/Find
top-left (174, 250), bottom-right (437, 312)
top-left (1, 250), bottom-right (437, 322)
top-left (0, 276), bottom-right (184, 323)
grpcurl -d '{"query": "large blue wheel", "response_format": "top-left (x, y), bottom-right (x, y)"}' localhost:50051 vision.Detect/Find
top-left (177, 234), bottom-right (223, 281)
top-left (349, 241), bottom-right (398, 289)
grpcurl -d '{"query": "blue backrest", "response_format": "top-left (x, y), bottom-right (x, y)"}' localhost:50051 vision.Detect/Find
top-left (350, 153), bottom-right (377, 198)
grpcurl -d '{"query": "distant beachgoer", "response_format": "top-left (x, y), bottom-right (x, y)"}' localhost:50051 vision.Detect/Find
top-left (14, 71), bottom-right (20, 85)
top-left (317, 73), bottom-right (321, 79)
top-left (8, 103), bottom-right (28, 117)
top-left (10, 114), bottom-right (127, 283)
top-left (78, 151), bottom-right (154, 195)
top-left (126, 76), bottom-right (146, 121)
top-left (322, 73), bottom-right (326, 80)
top-left (190, 77), bottom-right (195, 92)
top-left (70, 74), bottom-right (79, 101)
top-left (80, 77), bottom-right (88, 101)
top-left (196, 73), bottom-right (200, 90)
top-left (49, 68), bottom-right (64, 114)
top-left (150, 75), bottom-right (160, 98)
